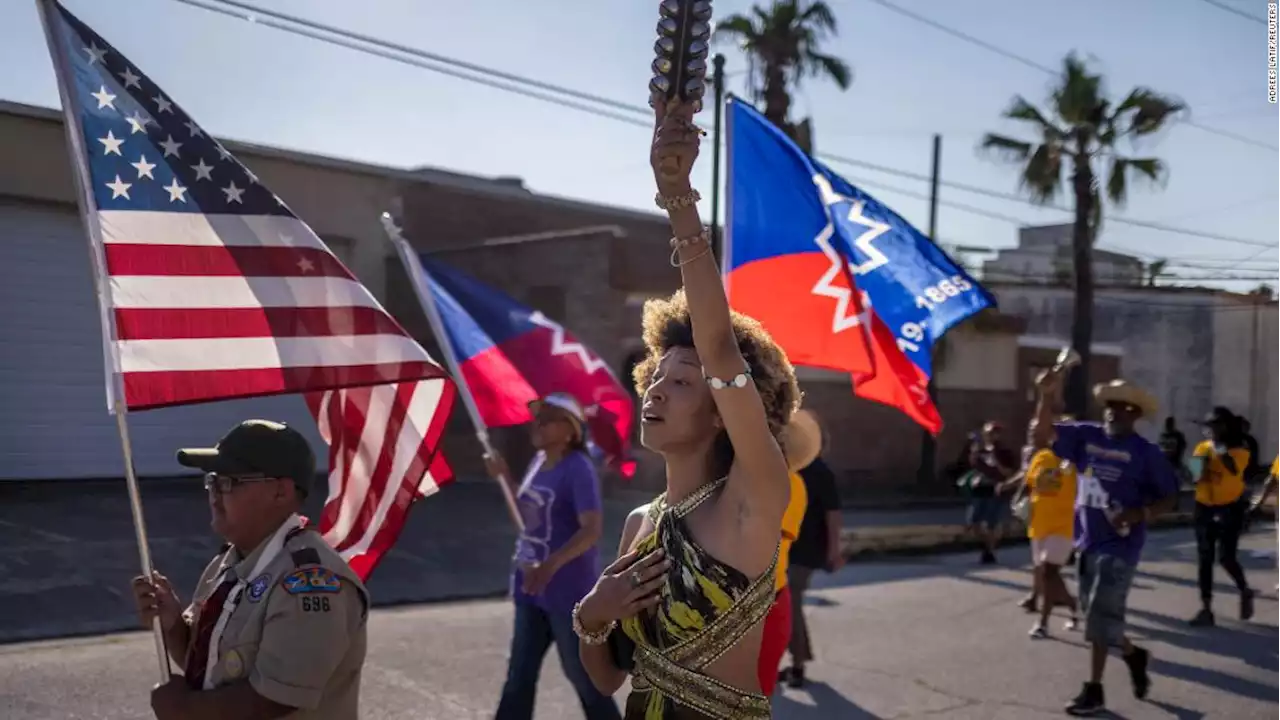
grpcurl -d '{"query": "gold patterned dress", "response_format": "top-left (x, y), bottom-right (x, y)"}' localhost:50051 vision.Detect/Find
top-left (619, 478), bottom-right (778, 720)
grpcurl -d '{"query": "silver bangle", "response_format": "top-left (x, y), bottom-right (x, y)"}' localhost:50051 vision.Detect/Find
top-left (571, 600), bottom-right (615, 645)
top-left (705, 367), bottom-right (752, 390)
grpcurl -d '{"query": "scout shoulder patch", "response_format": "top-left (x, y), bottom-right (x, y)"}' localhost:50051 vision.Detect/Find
top-left (281, 567), bottom-right (343, 595)
top-left (246, 573), bottom-right (272, 603)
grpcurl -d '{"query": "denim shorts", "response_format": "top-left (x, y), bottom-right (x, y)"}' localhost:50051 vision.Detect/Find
top-left (1077, 552), bottom-right (1135, 646)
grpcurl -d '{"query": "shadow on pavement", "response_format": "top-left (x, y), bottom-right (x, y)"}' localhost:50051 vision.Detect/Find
top-left (772, 681), bottom-right (882, 719)
top-left (948, 563), bottom-right (1279, 705)
top-left (1145, 699), bottom-right (1207, 720)
top-left (1124, 605), bottom-right (1279, 673)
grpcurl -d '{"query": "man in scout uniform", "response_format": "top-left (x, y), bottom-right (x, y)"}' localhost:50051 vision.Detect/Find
top-left (130, 420), bottom-right (369, 720)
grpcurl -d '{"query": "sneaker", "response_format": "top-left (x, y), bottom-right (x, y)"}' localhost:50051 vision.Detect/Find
top-left (980, 550), bottom-right (997, 565)
top-left (1018, 596), bottom-right (1038, 613)
top-left (1188, 608), bottom-right (1215, 627)
top-left (786, 665), bottom-right (806, 689)
top-left (1064, 617), bottom-right (1079, 632)
top-left (1241, 589), bottom-right (1256, 621)
top-left (1028, 623), bottom-right (1048, 639)
top-left (1064, 682), bottom-right (1105, 716)
top-left (1122, 646), bottom-right (1151, 700)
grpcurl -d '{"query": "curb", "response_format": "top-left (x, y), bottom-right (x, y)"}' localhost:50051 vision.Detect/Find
top-left (840, 511), bottom-right (1202, 559)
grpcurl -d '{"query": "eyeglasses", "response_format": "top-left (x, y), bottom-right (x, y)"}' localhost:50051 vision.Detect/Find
top-left (203, 472), bottom-right (277, 494)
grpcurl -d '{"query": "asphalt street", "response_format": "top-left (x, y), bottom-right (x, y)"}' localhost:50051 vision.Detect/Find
top-left (1, 528), bottom-right (1275, 719)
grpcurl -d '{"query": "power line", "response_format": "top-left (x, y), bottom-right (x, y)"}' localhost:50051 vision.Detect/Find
top-left (174, 0), bottom-right (653, 123)
top-left (820, 151), bottom-right (1276, 249)
top-left (1191, 0), bottom-right (1267, 24)
top-left (863, 0), bottom-right (1279, 151)
top-left (169, 0), bottom-right (655, 131)
top-left (172, 0), bottom-right (1275, 251)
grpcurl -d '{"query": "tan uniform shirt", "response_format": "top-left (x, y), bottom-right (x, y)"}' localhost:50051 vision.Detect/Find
top-left (184, 519), bottom-right (368, 719)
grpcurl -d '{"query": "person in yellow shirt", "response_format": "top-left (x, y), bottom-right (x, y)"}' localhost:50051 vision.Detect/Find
top-left (1188, 407), bottom-right (1255, 627)
top-left (758, 410), bottom-right (814, 695)
top-left (1247, 457), bottom-right (1279, 516)
top-left (1005, 416), bottom-right (1079, 638)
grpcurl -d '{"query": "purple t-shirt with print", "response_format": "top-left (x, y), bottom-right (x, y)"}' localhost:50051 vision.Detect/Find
top-left (510, 450), bottom-right (603, 612)
top-left (1053, 422), bottom-right (1179, 565)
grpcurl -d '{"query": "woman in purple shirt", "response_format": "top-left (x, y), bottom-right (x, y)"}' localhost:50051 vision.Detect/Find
top-left (487, 393), bottom-right (622, 720)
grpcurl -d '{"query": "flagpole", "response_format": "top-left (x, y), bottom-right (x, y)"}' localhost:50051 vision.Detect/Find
top-left (34, 0), bottom-right (170, 681)
top-left (380, 214), bottom-right (525, 533)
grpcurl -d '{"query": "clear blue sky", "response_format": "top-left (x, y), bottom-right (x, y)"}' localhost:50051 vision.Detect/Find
top-left (2, 0), bottom-right (1276, 290)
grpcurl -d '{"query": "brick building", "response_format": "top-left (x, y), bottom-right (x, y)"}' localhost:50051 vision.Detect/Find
top-left (0, 99), bottom-right (1051, 500)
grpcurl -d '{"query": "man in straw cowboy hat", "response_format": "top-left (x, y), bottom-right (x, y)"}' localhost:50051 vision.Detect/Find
top-left (1032, 370), bottom-right (1179, 716)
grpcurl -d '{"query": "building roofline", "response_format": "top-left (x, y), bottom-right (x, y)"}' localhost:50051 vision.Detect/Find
top-left (1019, 334), bottom-right (1125, 356)
top-left (0, 99), bottom-right (669, 227)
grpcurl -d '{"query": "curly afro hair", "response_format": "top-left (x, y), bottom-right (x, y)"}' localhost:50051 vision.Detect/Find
top-left (632, 290), bottom-right (801, 446)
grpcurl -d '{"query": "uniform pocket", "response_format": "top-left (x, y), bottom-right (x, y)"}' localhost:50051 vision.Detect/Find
top-left (214, 640), bottom-right (260, 684)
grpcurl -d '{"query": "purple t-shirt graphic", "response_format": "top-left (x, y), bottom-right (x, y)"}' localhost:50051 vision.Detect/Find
top-left (510, 450), bottom-right (603, 612)
top-left (1054, 422), bottom-right (1179, 565)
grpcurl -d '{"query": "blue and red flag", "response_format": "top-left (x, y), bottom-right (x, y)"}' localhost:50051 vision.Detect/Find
top-left (725, 99), bottom-right (996, 434)
top-left (419, 257), bottom-right (636, 476)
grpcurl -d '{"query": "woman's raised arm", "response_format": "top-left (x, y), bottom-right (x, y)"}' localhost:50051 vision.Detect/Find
top-left (650, 98), bottom-right (789, 516)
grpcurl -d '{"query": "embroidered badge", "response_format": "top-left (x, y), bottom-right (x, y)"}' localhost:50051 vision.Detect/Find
top-left (223, 649), bottom-right (244, 679)
top-left (281, 567), bottom-right (342, 595)
top-left (246, 573), bottom-right (272, 603)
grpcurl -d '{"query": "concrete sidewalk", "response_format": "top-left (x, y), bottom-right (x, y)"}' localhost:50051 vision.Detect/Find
top-left (0, 477), bottom-right (1220, 644)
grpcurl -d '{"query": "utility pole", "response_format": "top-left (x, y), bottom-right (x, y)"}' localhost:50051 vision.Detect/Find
top-left (916, 134), bottom-right (942, 488)
top-left (709, 53), bottom-right (726, 263)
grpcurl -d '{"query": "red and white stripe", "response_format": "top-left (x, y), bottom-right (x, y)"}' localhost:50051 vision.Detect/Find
top-left (98, 210), bottom-right (449, 409)
top-left (308, 376), bottom-right (457, 581)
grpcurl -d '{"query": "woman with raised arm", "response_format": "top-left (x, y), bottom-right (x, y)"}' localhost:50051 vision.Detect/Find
top-left (572, 97), bottom-right (800, 720)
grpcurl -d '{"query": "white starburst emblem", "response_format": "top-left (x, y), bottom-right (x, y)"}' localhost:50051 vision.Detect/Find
top-left (527, 311), bottom-right (608, 375)
top-left (808, 174), bottom-right (892, 334)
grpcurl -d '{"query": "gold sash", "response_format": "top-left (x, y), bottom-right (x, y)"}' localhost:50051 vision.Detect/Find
top-left (628, 479), bottom-right (778, 720)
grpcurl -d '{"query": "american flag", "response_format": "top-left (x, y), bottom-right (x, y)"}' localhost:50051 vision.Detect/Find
top-left (308, 383), bottom-right (455, 579)
top-left (41, 0), bottom-right (456, 577)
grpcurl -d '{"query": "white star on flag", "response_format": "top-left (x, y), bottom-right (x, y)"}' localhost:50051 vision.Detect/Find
top-left (98, 130), bottom-right (124, 156)
top-left (222, 182), bottom-right (245, 204)
top-left (105, 175), bottom-right (131, 199)
top-left (118, 66), bottom-right (142, 89)
top-left (191, 158), bottom-right (214, 181)
top-left (153, 94), bottom-right (173, 114)
top-left (90, 86), bottom-right (116, 110)
top-left (83, 42), bottom-right (107, 65)
top-left (158, 136), bottom-right (182, 158)
top-left (162, 178), bottom-right (187, 203)
top-left (131, 155), bottom-right (156, 180)
top-left (126, 113), bottom-right (150, 135)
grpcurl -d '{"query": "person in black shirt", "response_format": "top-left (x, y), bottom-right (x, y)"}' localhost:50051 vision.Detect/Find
top-left (1239, 418), bottom-right (1261, 483)
top-left (777, 452), bottom-right (843, 689)
top-left (1158, 417), bottom-right (1187, 469)
top-left (1159, 417), bottom-right (1191, 498)
top-left (963, 422), bottom-right (1017, 564)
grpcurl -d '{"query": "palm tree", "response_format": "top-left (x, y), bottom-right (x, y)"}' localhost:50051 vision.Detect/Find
top-left (713, 0), bottom-right (851, 152)
top-left (981, 53), bottom-right (1183, 416)
top-left (1144, 258), bottom-right (1168, 287)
